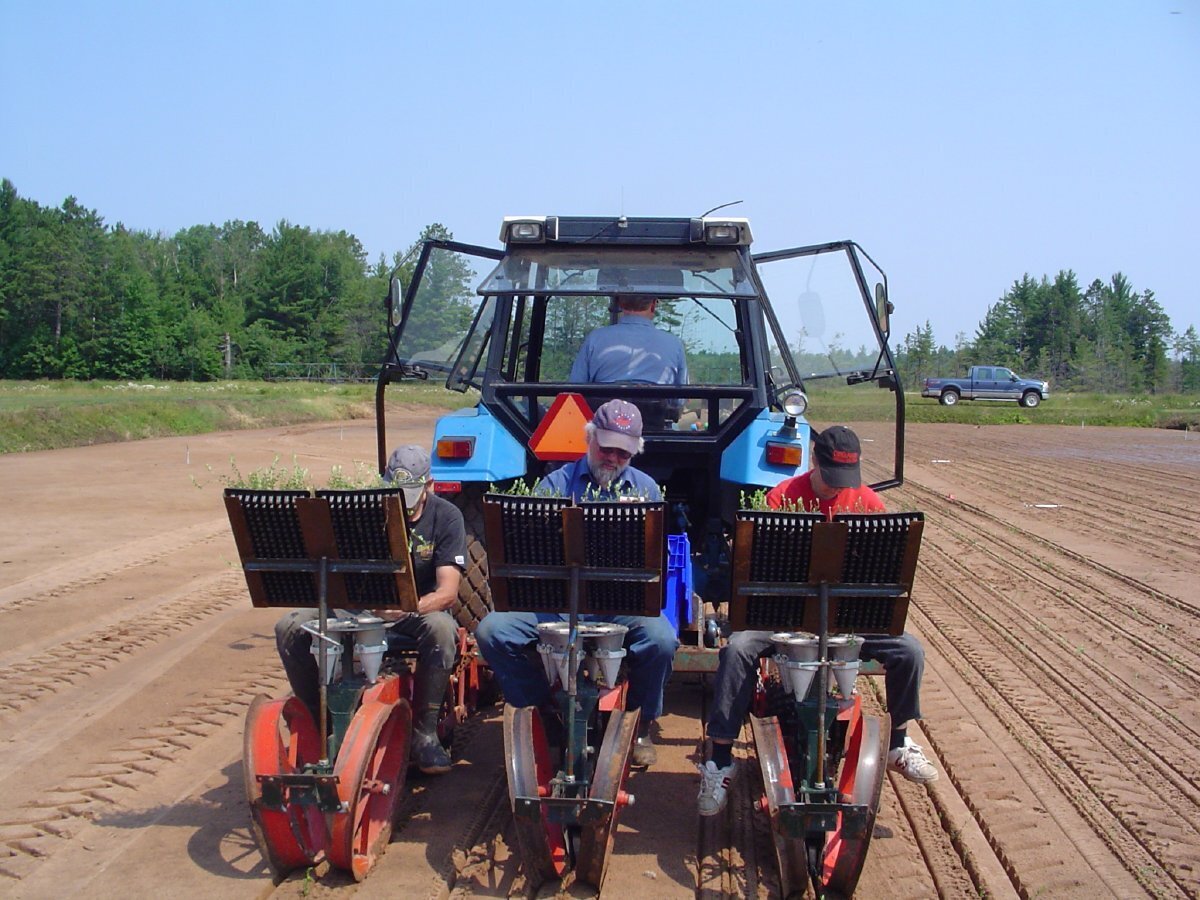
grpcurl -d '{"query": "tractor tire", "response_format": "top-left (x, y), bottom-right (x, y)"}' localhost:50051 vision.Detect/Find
top-left (449, 485), bottom-right (493, 633)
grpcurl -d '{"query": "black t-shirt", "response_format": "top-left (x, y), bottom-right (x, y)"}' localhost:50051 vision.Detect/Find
top-left (407, 494), bottom-right (467, 596)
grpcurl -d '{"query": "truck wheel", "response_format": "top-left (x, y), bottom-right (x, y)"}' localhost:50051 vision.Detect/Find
top-left (449, 485), bottom-right (492, 632)
top-left (939, 390), bottom-right (959, 407)
top-left (1021, 391), bottom-right (1041, 408)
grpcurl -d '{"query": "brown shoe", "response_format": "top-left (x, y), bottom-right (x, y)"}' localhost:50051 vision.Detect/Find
top-left (631, 734), bottom-right (656, 767)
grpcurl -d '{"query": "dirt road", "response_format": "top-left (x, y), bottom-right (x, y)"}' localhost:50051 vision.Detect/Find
top-left (1, 418), bottom-right (1197, 898)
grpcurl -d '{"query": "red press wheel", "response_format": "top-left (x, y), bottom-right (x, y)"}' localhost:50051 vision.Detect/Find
top-left (327, 695), bottom-right (412, 880)
top-left (503, 704), bottom-right (569, 886)
top-left (243, 694), bottom-right (326, 874)
top-left (822, 712), bottom-right (888, 897)
top-left (574, 708), bottom-right (638, 891)
top-left (750, 714), bottom-right (809, 899)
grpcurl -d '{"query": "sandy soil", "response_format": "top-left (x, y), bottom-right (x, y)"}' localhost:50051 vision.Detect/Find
top-left (0, 417), bottom-right (1197, 899)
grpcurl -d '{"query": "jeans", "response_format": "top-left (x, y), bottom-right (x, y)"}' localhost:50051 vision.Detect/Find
top-left (275, 608), bottom-right (458, 716)
top-left (706, 630), bottom-right (925, 741)
top-left (474, 611), bottom-right (679, 720)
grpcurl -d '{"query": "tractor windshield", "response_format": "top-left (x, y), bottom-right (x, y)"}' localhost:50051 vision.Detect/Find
top-left (478, 247), bottom-right (758, 298)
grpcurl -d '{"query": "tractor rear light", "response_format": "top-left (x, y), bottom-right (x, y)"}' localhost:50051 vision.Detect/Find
top-left (434, 481), bottom-right (462, 494)
top-left (765, 442), bottom-right (803, 467)
top-left (436, 436), bottom-right (476, 459)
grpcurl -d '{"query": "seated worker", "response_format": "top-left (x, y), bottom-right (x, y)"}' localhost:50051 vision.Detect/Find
top-left (568, 294), bottom-right (688, 426)
top-left (697, 426), bottom-right (937, 816)
top-left (474, 399), bottom-right (679, 766)
top-left (275, 445), bottom-right (467, 775)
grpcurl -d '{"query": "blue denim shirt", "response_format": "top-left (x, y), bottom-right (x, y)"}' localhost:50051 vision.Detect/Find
top-left (535, 456), bottom-right (662, 502)
top-left (568, 315), bottom-right (688, 393)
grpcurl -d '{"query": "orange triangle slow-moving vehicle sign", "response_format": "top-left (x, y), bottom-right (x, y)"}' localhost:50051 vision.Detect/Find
top-left (529, 393), bottom-right (593, 461)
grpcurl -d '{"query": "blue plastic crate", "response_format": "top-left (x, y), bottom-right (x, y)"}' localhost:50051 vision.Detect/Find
top-left (664, 534), bottom-right (694, 631)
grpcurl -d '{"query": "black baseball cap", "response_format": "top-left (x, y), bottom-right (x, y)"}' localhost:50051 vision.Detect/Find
top-left (813, 426), bottom-right (861, 489)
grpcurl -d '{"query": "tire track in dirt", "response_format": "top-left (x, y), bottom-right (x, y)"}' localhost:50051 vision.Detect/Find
top-left (0, 656), bottom-right (285, 881)
top-left (902, 481), bottom-right (1199, 896)
top-left (0, 520), bottom-right (231, 616)
top-left (913, 494), bottom-right (1200, 704)
top-left (901, 427), bottom-right (1200, 593)
top-left (697, 674), bottom-right (989, 899)
top-left (910, 452), bottom-right (1200, 568)
top-left (0, 572), bottom-right (246, 721)
top-left (904, 481), bottom-right (1200, 751)
top-left (912, 623), bottom-right (1148, 898)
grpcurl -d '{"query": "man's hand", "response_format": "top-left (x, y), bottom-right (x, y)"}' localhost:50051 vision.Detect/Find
top-left (416, 565), bottom-right (462, 616)
top-left (369, 609), bottom-right (408, 623)
top-left (417, 593), bottom-right (451, 615)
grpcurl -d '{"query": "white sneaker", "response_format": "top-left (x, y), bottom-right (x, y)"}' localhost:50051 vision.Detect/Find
top-left (887, 737), bottom-right (938, 784)
top-left (697, 760), bottom-right (736, 816)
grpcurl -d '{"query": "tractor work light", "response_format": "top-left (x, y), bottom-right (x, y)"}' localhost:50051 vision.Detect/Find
top-left (781, 390), bottom-right (808, 417)
top-left (705, 224), bottom-right (740, 244)
top-left (499, 216), bottom-right (558, 244)
top-left (689, 217), bottom-right (753, 246)
top-left (765, 442), bottom-right (804, 468)
top-left (436, 436), bottom-right (476, 460)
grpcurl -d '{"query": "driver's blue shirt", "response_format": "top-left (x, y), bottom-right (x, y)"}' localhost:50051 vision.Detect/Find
top-left (568, 315), bottom-right (688, 394)
top-left (535, 456), bottom-right (662, 502)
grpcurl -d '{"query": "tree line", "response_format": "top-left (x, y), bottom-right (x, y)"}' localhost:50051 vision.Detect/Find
top-left (0, 179), bottom-right (444, 381)
top-left (895, 271), bottom-right (1198, 393)
top-left (1, 178), bottom-right (1196, 391)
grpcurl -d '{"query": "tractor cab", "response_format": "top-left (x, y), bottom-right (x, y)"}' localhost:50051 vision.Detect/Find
top-left (376, 214), bottom-right (903, 613)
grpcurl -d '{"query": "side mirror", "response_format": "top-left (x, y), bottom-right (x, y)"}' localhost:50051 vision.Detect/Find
top-left (875, 282), bottom-right (892, 336)
top-left (388, 276), bottom-right (404, 328)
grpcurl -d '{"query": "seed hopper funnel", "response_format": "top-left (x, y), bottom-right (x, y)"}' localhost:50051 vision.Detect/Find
top-left (309, 631), bottom-right (345, 685)
top-left (536, 621), bottom-right (629, 688)
top-left (827, 635), bottom-right (863, 698)
top-left (350, 617), bottom-right (389, 683)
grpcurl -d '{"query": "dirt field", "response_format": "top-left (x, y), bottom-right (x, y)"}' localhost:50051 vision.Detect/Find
top-left (1, 416), bottom-right (1197, 899)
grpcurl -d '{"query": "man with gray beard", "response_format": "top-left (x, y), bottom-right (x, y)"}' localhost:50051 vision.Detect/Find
top-left (473, 400), bottom-right (677, 766)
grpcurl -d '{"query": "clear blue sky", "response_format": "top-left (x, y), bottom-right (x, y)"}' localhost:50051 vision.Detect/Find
top-left (3, 1), bottom-right (1197, 347)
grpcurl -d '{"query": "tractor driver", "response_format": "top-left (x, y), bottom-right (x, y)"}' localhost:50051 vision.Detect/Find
top-left (696, 426), bottom-right (938, 817)
top-left (473, 399), bottom-right (679, 767)
top-left (274, 445), bottom-right (467, 776)
top-left (568, 294), bottom-right (688, 428)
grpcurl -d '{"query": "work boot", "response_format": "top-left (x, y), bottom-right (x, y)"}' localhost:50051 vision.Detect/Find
top-left (412, 666), bottom-right (453, 775)
top-left (412, 733), bottom-right (452, 774)
top-left (631, 720), bottom-right (657, 767)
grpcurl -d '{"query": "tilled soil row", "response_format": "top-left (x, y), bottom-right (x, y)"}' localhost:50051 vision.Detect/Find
top-left (0, 652), bottom-right (285, 883)
top-left (0, 572), bottom-right (245, 719)
top-left (0, 520), bottom-right (232, 617)
top-left (903, 440), bottom-right (1200, 566)
top-left (3, 420), bottom-right (1195, 899)
top-left (901, 479), bottom-right (1198, 896)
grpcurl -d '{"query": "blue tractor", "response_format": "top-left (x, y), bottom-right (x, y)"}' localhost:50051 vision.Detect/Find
top-left (374, 214), bottom-right (904, 659)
